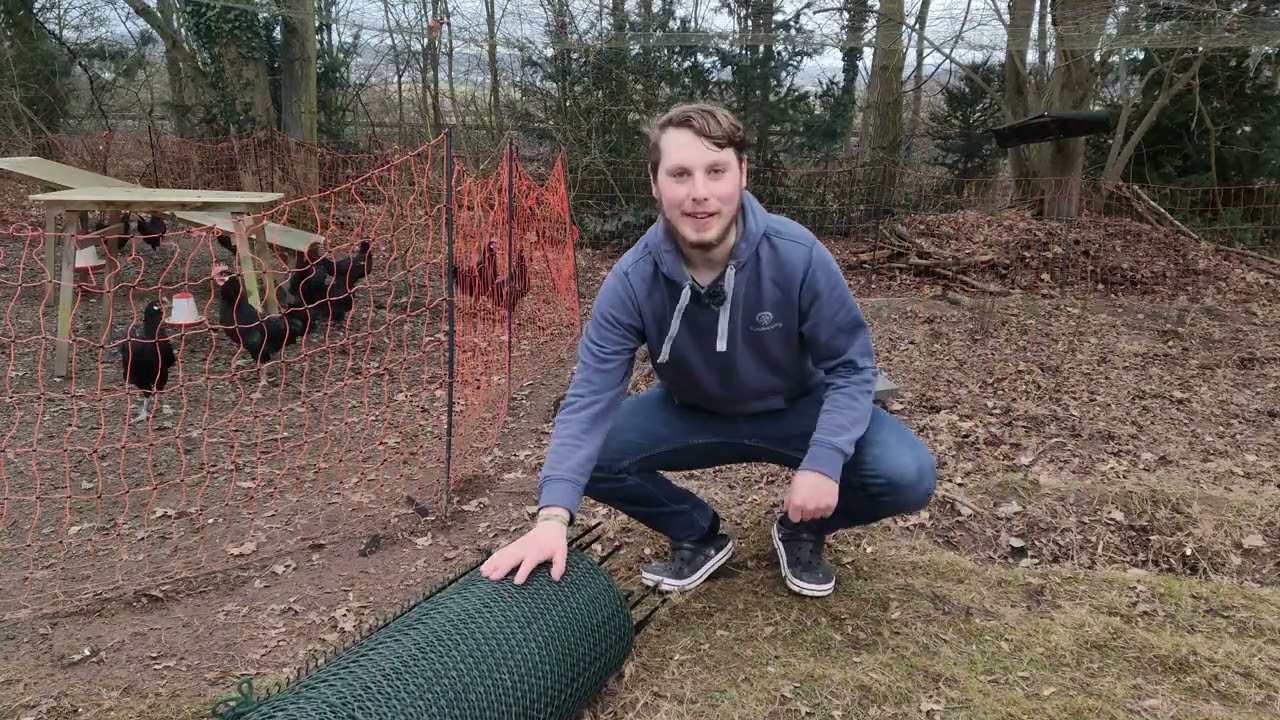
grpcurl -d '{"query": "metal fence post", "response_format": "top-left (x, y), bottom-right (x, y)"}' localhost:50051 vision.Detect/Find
top-left (506, 139), bottom-right (516, 396)
top-left (442, 127), bottom-right (457, 516)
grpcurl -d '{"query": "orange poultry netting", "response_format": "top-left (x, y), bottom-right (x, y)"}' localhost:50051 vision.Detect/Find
top-left (0, 130), bottom-right (581, 619)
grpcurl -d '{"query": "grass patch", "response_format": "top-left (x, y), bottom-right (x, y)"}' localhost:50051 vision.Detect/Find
top-left (589, 532), bottom-right (1280, 719)
top-left (930, 472), bottom-right (1280, 583)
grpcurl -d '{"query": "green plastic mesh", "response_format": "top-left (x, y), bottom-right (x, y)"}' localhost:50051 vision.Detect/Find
top-left (211, 548), bottom-right (634, 720)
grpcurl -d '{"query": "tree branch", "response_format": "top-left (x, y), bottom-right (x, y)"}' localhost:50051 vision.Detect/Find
top-left (1103, 51), bottom-right (1205, 182)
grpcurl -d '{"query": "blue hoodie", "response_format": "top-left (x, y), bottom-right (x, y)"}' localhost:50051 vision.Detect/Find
top-left (537, 190), bottom-right (880, 517)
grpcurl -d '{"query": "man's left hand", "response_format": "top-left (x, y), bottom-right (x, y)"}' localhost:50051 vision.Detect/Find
top-left (782, 469), bottom-right (839, 523)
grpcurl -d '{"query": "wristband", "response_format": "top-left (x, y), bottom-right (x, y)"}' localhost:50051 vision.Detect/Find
top-left (537, 510), bottom-right (570, 528)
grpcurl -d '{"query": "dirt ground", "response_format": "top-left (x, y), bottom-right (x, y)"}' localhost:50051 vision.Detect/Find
top-left (3, 203), bottom-right (1279, 719)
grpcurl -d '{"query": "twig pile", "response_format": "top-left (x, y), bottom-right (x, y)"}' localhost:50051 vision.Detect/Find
top-left (834, 205), bottom-right (1278, 302)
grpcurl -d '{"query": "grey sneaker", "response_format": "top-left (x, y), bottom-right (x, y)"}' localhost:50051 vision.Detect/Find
top-left (640, 533), bottom-right (735, 592)
top-left (771, 516), bottom-right (835, 597)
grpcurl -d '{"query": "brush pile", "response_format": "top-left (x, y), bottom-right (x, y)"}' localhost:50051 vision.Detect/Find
top-left (833, 208), bottom-right (1278, 302)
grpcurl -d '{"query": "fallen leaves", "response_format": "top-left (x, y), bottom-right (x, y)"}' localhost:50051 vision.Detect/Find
top-left (1241, 534), bottom-right (1268, 550)
top-left (225, 541), bottom-right (257, 557)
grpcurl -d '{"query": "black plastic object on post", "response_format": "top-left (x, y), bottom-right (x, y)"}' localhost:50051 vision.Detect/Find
top-left (989, 111), bottom-right (1114, 149)
top-left (209, 547), bottom-right (634, 720)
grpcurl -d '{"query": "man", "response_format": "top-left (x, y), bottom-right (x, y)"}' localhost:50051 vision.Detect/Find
top-left (481, 102), bottom-right (937, 597)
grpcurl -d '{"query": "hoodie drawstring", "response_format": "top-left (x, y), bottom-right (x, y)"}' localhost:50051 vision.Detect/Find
top-left (657, 281), bottom-right (692, 364)
top-left (657, 262), bottom-right (736, 363)
top-left (715, 263), bottom-right (735, 352)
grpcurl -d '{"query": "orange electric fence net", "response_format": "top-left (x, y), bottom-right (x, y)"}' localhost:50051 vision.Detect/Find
top-left (0, 133), bottom-right (581, 621)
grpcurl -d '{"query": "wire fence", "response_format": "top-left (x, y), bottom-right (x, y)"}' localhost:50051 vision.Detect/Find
top-left (0, 131), bottom-right (581, 620)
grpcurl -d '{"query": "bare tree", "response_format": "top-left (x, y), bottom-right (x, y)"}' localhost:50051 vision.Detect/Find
top-left (281, 0), bottom-right (319, 143)
top-left (859, 0), bottom-right (908, 204)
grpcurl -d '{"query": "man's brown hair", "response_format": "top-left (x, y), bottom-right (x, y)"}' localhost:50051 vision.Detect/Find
top-left (646, 102), bottom-right (748, 180)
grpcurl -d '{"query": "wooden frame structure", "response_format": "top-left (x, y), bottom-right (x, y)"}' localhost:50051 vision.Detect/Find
top-left (0, 156), bottom-right (327, 379)
top-left (29, 186), bottom-right (285, 377)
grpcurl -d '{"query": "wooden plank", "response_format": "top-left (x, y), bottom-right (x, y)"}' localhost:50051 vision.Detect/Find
top-left (53, 210), bottom-right (76, 378)
top-left (30, 186), bottom-right (284, 213)
top-left (0, 156), bottom-right (135, 189)
top-left (176, 210), bottom-right (325, 252)
top-left (0, 157), bottom-right (324, 253)
top-left (232, 215), bottom-right (262, 310)
top-left (43, 206), bottom-right (58, 288)
top-left (98, 211), bottom-right (123, 331)
top-left (250, 224), bottom-right (279, 313)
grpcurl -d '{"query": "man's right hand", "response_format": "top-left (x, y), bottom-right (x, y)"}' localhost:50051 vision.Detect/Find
top-left (480, 508), bottom-right (570, 584)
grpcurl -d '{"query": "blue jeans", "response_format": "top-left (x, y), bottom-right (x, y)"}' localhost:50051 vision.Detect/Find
top-left (584, 384), bottom-right (937, 541)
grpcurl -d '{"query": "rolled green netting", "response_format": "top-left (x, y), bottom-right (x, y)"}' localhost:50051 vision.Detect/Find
top-left (210, 547), bottom-right (635, 720)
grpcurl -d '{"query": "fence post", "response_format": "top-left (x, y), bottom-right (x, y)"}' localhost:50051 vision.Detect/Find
top-left (442, 127), bottom-right (457, 516)
top-left (505, 139), bottom-right (516, 397)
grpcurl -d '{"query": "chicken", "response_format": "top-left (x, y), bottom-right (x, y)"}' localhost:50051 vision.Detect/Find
top-left (453, 238), bottom-right (530, 313)
top-left (217, 271), bottom-right (310, 387)
top-left (485, 245), bottom-right (530, 312)
top-left (94, 212), bottom-right (161, 251)
top-left (320, 240), bottom-right (373, 327)
top-left (118, 298), bottom-right (177, 422)
top-left (284, 242), bottom-right (335, 337)
top-left (134, 213), bottom-right (167, 249)
top-left (214, 233), bottom-right (237, 256)
top-left (452, 237), bottom-right (498, 302)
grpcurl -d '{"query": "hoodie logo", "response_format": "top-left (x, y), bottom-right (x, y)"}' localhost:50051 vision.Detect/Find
top-left (751, 311), bottom-right (782, 332)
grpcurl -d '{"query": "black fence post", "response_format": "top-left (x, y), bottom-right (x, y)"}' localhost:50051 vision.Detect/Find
top-left (442, 127), bottom-right (457, 516)
top-left (505, 139), bottom-right (516, 397)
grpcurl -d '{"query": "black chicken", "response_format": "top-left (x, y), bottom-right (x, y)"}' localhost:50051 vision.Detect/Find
top-left (217, 271), bottom-right (310, 387)
top-left (118, 298), bottom-right (177, 422)
top-left (94, 212), bottom-right (162, 251)
top-left (283, 242), bottom-right (336, 339)
top-left (134, 213), bottom-right (167, 249)
top-left (320, 240), bottom-right (373, 327)
top-left (214, 233), bottom-right (237, 256)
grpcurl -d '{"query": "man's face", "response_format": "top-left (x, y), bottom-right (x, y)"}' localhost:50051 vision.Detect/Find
top-left (650, 127), bottom-right (747, 252)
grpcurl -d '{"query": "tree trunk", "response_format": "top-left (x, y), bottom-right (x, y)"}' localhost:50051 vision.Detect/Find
top-left (280, 0), bottom-right (317, 143)
top-left (422, 0), bottom-right (443, 136)
top-left (443, 0), bottom-right (455, 118)
top-left (858, 0), bottom-right (907, 211)
top-left (905, 0), bottom-right (932, 152)
top-left (485, 0), bottom-right (500, 128)
top-left (838, 0), bottom-right (869, 160)
top-left (1042, 0), bottom-right (1111, 219)
top-left (121, 0), bottom-right (215, 112)
top-left (1004, 0), bottom-right (1038, 201)
top-left (157, 0), bottom-right (196, 137)
top-left (220, 41), bottom-right (276, 131)
top-left (755, 0), bottom-right (776, 163)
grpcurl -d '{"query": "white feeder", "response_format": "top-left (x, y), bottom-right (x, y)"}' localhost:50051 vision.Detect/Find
top-left (74, 243), bottom-right (106, 290)
top-left (165, 292), bottom-right (205, 327)
top-left (74, 244), bottom-right (106, 272)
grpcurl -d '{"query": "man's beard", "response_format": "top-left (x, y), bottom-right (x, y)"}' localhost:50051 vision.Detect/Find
top-left (661, 204), bottom-right (738, 252)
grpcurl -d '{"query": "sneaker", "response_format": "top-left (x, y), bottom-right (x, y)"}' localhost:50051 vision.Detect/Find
top-left (640, 533), bottom-right (735, 592)
top-left (771, 516), bottom-right (835, 597)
